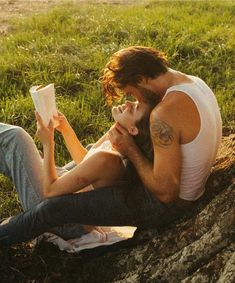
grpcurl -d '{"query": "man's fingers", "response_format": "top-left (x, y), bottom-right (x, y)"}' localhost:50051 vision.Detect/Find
top-left (109, 123), bottom-right (129, 138)
top-left (115, 122), bottom-right (129, 135)
top-left (108, 125), bottom-right (119, 137)
top-left (108, 127), bottom-right (116, 139)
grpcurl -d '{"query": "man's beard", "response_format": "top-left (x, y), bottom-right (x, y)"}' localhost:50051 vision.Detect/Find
top-left (138, 86), bottom-right (162, 107)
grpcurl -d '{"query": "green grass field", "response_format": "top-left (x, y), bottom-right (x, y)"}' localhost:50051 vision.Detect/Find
top-left (0, 0), bottom-right (234, 217)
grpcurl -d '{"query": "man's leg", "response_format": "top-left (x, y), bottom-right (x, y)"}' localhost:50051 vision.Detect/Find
top-left (0, 182), bottom-right (182, 245)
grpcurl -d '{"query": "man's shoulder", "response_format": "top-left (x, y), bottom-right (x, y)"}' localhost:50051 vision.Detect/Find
top-left (150, 89), bottom-right (201, 145)
top-left (152, 90), bottom-right (197, 117)
top-left (150, 90), bottom-right (199, 136)
top-left (151, 91), bottom-right (185, 120)
top-left (149, 94), bottom-right (182, 144)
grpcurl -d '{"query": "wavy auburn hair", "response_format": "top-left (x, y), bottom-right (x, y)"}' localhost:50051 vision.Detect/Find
top-left (100, 46), bottom-right (169, 103)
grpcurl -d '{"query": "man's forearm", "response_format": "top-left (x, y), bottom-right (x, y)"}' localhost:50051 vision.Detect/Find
top-left (126, 145), bottom-right (156, 190)
top-left (62, 126), bottom-right (87, 163)
top-left (126, 145), bottom-right (169, 201)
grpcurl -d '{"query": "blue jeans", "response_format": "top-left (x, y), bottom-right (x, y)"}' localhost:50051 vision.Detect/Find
top-left (0, 123), bottom-right (182, 245)
top-left (0, 123), bottom-right (87, 240)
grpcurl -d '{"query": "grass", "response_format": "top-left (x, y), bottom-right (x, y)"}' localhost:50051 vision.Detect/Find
top-left (0, 1), bottom-right (234, 138)
top-left (0, 0), bottom-right (234, 213)
top-left (0, 0), bottom-right (234, 281)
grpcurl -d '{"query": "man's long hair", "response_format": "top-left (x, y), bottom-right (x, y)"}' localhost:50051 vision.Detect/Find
top-left (100, 46), bottom-right (169, 104)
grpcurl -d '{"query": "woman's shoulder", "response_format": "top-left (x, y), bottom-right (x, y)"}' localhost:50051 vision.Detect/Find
top-left (90, 149), bottom-right (126, 189)
top-left (92, 149), bottom-right (123, 165)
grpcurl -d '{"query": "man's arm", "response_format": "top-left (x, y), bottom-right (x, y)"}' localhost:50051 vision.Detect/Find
top-left (109, 109), bottom-right (181, 204)
top-left (148, 111), bottom-right (181, 203)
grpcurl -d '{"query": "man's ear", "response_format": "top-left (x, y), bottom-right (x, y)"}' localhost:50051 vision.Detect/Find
top-left (129, 126), bottom-right (139, 136)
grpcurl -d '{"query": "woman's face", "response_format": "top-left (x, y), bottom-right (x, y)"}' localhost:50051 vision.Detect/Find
top-left (112, 100), bottom-right (149, 135)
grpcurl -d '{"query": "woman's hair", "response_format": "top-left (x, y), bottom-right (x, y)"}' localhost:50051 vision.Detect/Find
top-left (124, 107), bottom-right (154, 185)
top-left (134, 113), bottom-right (153, 162)
top-left (100, 46), bottom-right (169, 103)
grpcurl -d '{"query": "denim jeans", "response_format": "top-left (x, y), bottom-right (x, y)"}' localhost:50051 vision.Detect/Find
top-left (0, 123), bottom-right (182, 245)
top-left (0, 123), bottom-right (87, 241)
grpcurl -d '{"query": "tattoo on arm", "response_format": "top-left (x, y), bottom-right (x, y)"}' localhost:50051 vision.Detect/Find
top-left (150, 118), bottom-right (174, 147)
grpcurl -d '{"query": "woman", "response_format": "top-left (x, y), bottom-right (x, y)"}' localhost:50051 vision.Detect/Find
top-left (0, 100), bottom-right (153, 244)
top-left (36, 100), bottom-right (153, 197)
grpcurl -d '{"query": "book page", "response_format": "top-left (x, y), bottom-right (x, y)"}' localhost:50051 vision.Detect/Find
top-left (30, 84), bottom-right (59, 127)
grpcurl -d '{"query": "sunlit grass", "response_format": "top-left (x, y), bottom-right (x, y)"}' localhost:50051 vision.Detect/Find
top-left (0, 0), bottom-right (234, 216)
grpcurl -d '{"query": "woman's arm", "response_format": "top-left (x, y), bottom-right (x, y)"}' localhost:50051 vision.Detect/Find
top-left (54, 112), bottom-right (113, 163)
top-left (60, 125), bottom-right (88, 164)
top-left (43, 140), bottom-right (57, 193)
top-left (43, 150), bottom-right (125, 198)
top-left (54, 112), bottom-right (87, 163)
top-left (36, 112), bottom-right (125, 198)
top-left (35, 112), bottom-right (58, 193)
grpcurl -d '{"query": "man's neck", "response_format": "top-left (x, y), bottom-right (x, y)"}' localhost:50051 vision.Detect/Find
top-left (153, 69), bottom-right (193, 98)
top-left (155, 69), bottom-right (180, 96)
top-left (139, 69), bottom-right (175, 100)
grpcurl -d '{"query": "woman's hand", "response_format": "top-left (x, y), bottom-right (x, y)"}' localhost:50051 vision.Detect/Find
top-left (35, 112), bottom-right (54, 146)
top-left (53, 111), bottom-right (71, 134)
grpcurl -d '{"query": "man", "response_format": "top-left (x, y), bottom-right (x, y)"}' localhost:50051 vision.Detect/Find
top-left (0, 46), bottom-right (222, 244)
top-left (104, 46), bottom-right (222, 206)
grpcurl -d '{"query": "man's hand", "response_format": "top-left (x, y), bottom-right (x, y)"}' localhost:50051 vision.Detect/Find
top-left (108, 123), bottom-right (137, 156)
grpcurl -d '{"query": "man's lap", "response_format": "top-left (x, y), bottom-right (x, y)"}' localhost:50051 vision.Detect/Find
top-left (0, 182), bottom-right (183, 245)
top-left (36, 182), bottom-right (180, 228)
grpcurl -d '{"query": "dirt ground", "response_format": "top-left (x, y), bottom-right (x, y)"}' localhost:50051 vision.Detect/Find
top-left (0, 0), bottom-right (145, 34)
top-left (0, 0), bottom-right (61, 34)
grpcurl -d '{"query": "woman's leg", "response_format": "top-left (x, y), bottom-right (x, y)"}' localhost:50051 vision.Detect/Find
top-left (0, 123), bottom-right (44, 210)
top-left (0, 183), bottom-right (182, 245)
top-left (0, 123), bottom-right (87, 239)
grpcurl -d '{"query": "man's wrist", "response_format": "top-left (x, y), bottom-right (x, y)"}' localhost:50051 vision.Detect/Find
top-left (124, 143), bottom-right (142, 159)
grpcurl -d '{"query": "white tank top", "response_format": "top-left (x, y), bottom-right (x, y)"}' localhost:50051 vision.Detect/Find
top-left (163, 75), bottom-right (222, 200)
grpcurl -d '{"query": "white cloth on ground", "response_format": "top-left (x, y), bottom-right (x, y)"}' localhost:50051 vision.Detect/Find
top-left (37, 226), bottom-right (136, 253)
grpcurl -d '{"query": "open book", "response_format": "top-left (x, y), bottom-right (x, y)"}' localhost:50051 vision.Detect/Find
top-left (30, 83), bottom-right (59, 127)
